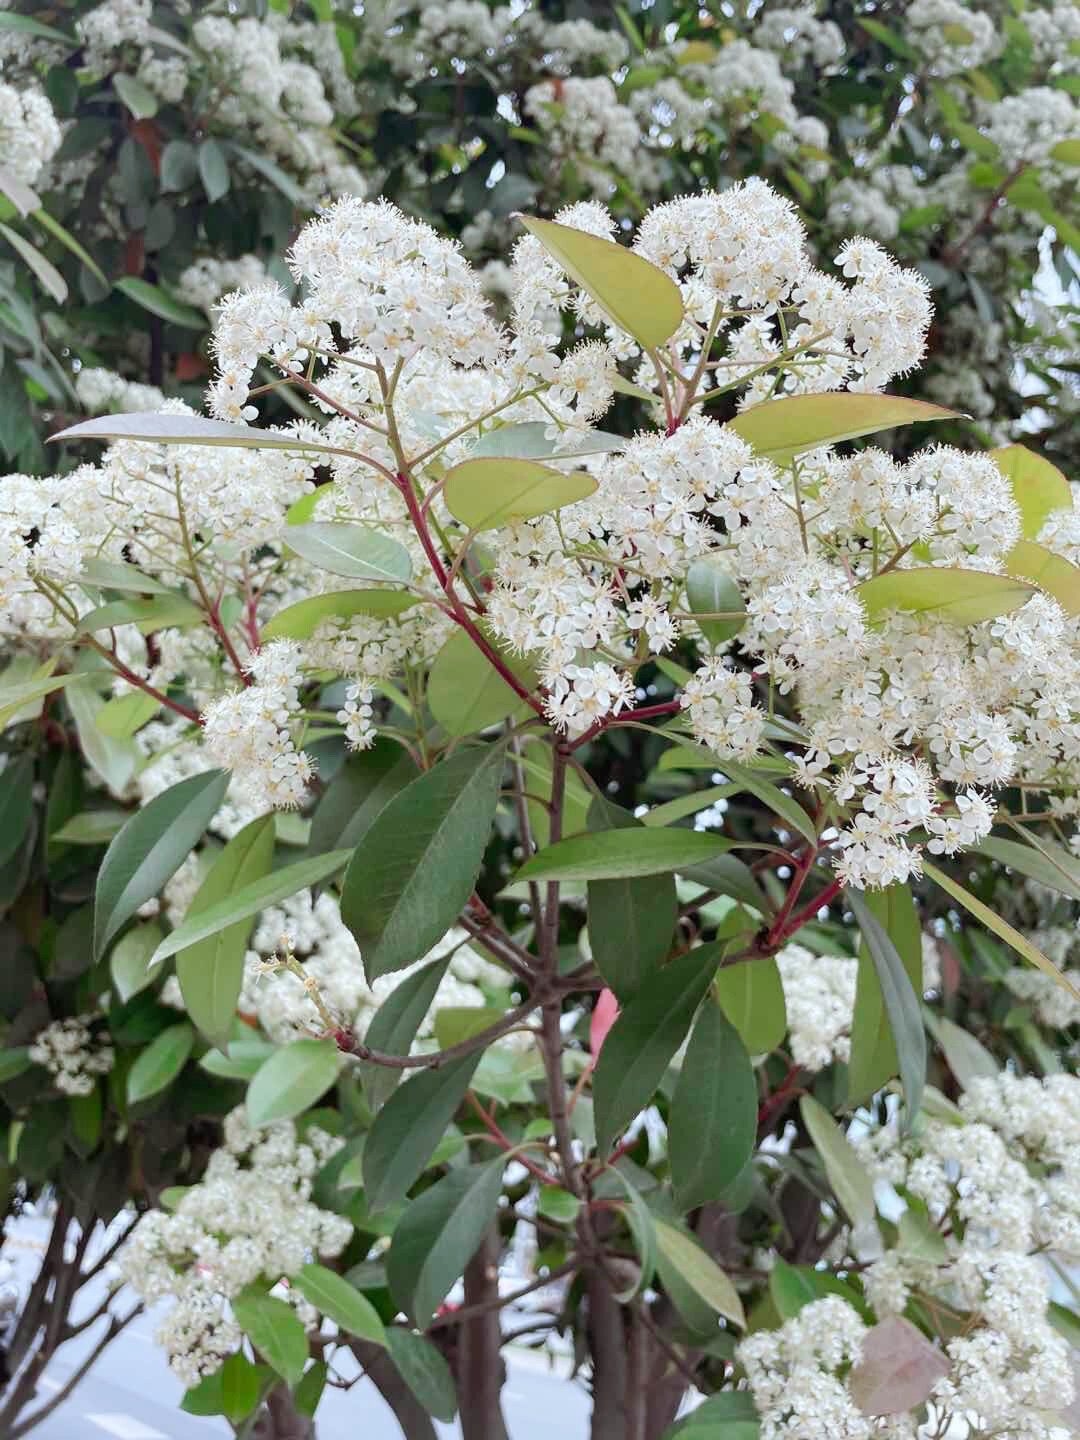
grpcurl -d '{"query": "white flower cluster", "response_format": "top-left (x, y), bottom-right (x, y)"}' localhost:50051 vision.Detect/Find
top-left (28, 1015), bottom-right (114, 1096)
top-left (115, 1108), bottom-right (351, 1388)
top-left (0, 65), bottom-right (61, 188)
top-left (903, 0), bottom-right (1002, 74)
top-left (74, 366), bottom-right (166, 416)
top-left (983, 86), bottom-right (1080, 170)
top-left (774, 944), bottom-right (857, 1071)
top-left (175, 255), bottom-right (271, 317)
top-left (524, 78), bottom-right (652, 198)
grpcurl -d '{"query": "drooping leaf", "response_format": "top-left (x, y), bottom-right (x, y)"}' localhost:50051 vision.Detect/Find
top-left (1004, 539), bottom-right (1080, 616)
top-left (176, 815), bottom-right (276, 1049)
top-left (309, 742), bottom-right (417, 857)
top-left (848, 884), bottom-right (923, 1105)
top-left (109, 921), bottom-right (163, 1003)
top-left (670, 998), bottom-right (757, 1212)
top-left (384, 1329), bottom-right (458, 1423)
top-left (0, 11), bottom-right (77, 44)
top-left (340, 745), bottom-right (503, 982)
top-left (65, 681), bottom-right (141, 794)
top-left (150, 849), bottom-right (354, 964)
top-left (990, 444), bottom-right (1072, 538)
top-left (711, 957), bottom-right (787, 1055)
top-left (686, 557), bottom-right (747, 649)
top-left (246, 1039), bottom-right (343, 1128)
top-left (363, 1053), bottom-right (481, 1213)
top-left (115, 278), bottom-right (208, 329)
top-left (653, 1220), bottom-right (745, 1328)
top-left (127, 1022), bottom-right (194, 1104)
top-left (50, 413), bottom-right (355, 465)
top-left (219, 1352), bottom-right (261, 1425)
top-left (976, 833), bottom-right (1080, 903)
top-left (728, 393), bottom-right (958, 466)
top-left (0, 755), bottom-right (34, 871)
top-left (857, 567), bottom-right (1034, 626)
top-left (925, 1013), bottom-right (998, 1090)
top-left (593, 943), bottom-right (724, 1153)
top-left (769, 1258), bottom-right (866, 1320)
top-left (94, 691), bottom-right (161, 739)
top-left (94, 769), bottom-right (228, 960)
top-left (285, 523), bottom-right (413, 584)
top-left (799, 1096), bottom-right (876, 1231)
top-left (262, 589), bottom-right (416, 641)
top-left (516, 215), bottom-right (684, 350)
top-left (517, 827), bottom-right (734, 884)
top-left (293, 1263), bottom-right (386, 1345)
top-left (358, 953), bottom-right (453, 1109)
top-left (427, 628), bottom-right (537, 737)
top-left (386, 1158), bottom-right (505, 1329)
top-left (293, 1361), bottom-right (327, 1418)
top-left (848, 1317), bottom-right (949, 1416)
top-left (443, 456), bottom-right (596, 531)
top-left (232, 1290), bottom-right (309, 1388)
top-left (0, 222), bottom-right (66, 302)
top-left (586, 798), bottom-right (677, 1000)
top-left (719, 760), bottom-right (818, 845)
top-left (113, 73), bottom-right (159, 119)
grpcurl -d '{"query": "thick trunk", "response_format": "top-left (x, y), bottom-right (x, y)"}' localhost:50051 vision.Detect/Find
top-left (457, 1227), bottom-right (510, 1440)
top-left (587, 1265), bottom-right (634, 1440)
top-left (251, 1384), bottom-right (316, 1440)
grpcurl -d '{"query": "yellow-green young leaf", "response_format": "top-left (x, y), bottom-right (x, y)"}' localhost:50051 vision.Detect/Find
top-left (232, 1290), bottom-right (309, 1388)
top-left (0, 663), bottom-right (79, 728)
top-left (127, 1022), bottom-right (194, 1104)
top-left (923, 860), bottom-right (1080, 1000)
top-left (432, 1007), bottom-right (505, 1049)
top-left (516, 214), bottom-right (684, 350)
top-left (247, 1039), bottom-right (343, 1128)
top-left (1004, 540), bottom-right (1080, 616)
top-left (219, 1352), bottom-right (261, 1426)
top-left (110, 921), bottom-right (163, 1003)
top-left (285, 523), bottom-right (413, 584)
top-left (286, 483), bottom-right (335, 525)
top-left (443, 456), bottom-right (597, 531)
top-left (857, 567), bottom-right (1034, 625)
top-left (262, 588), bottom-right (416, 641)
top-left (728, 392), bottom-right (960, 466)
top-left (712, 956), bottom-right (787, 1054)
top-left (293, 1264), bottom-right (386, 1345)
top-left (685, 557), bottom-right (747, 649)
top-left (94, 691), bottom-right (161, 739)
top-left (652, 1220), bottom-right (745, 1328)
top-left (1051, 138), bottom-right (1080, 165)
top-left (990, 444), bottom-right (1072, 538)
top-left (427, 628), bottom-right (537, 737)
top-left (799, 1095), bottom-right (877, 1230)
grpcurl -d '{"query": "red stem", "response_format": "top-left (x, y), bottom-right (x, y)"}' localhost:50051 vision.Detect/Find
top-left (571, 697), bottom-right (682, 749)
top-left (466, 1092), bottom-right (552, 1184)
top-left (92, 645), bottom-right (200, 724)
top-left (774, 877), bottom-right (844, 945)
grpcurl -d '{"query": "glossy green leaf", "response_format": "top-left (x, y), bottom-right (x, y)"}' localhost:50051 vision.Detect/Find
top-left (262, 588), bottom-right (416, 641)
top-left (517, 214), bottom-right (684, 350)
top-left (0, 755), bottom-right (33, 871)
top-left (94, 691), bottom-right (161, 739)
top-left (384, 1329), bottom-right (458, 1423)
top-left (51, 412), bottom-right (356, 462)
top-left (127, 1022), bottom-right (194, 1105)
top-left (432, 1007), bottom-right (505, 1048)
top-left (386, 1158), bottom-right (505, 1329)
top-left (686, 558), bottom-right (747, 649)
top-left (150, 849), bottom-right (354, 964)
top-left (593, 943), bottom-right (723, 1153)
top-left (52, 810), bottom-right (126, 845)
top-left (110, 921), bottom-right (163, 1003)
top-left (0, 222), bottom-right (66, 302)
top-left (858, 567), bottom-right (1034, 625)
top-left (718, 760), bottom-right (818, 845)
top-left (728, 392), bottom-right (958, 466)
top-left (363, 1053), bottom-right (480, 1213)
top-left (799, 1095), bottom-right (876, 1230)
top-left (667, 1392), bottom-right (760, 1439)
top-left (0, 666), bottom-right (79, 730)
top-left (198, 138), bottom-right (230, 202)
top-left (359, 953), bottom-right (453, 1109)
top-left (286, 523), bottom-right (413, 584)
top-left (199, 1038), bottom-right (276, 1080)
top-left (115, 278), bottom-right (207, 329)
top-left (181, 1370), bottom-right (224, 1417)
top-left (517, 827), bottom-right (734, 884)
top-left (340, 745), bottom-right (503, 982)
top-left (232, 1290), bottom-right (309, 1388)
top-left (443, 456), bottom-right (596, 531)
top-left (1005, 539), bottom-right (1080, 616)
top-left (848, 884), bottom-right (922, 1104)
top-left (94, 769), bottom-right (228, 960)
top-left (113, 73), bottom-right (159, 119)
top-left (427, 628), bottom-right (537, 736)
top-left (679, 853), bottom-right (771, 915)
top-left (78, 594), bottom-right (204, 634)
top-left (176, 815), bottom-right (275, 1049)
top-left (65, 681), bottom-right (140, 794)
top-left (990, 444), bottom-right (1072, 538)
top-left (712, 957), bottom-right (787, 1055)
top-left (670, 998), bottom-right (756, 1211)
top-left (977, 833), bottom-right (1080, 903)
top-left (586, 798), bottom-right (677, 999)
top-left (769, 1258), bottom-right (865, 1320)
top-left (848, 888), bottom-right (925, 1121)
top-left (926, 1013), bottom-right (998, 1090)
top-left (293, 1361), bottom-right (327, 1418)
top-left (653, 1220), bottom-right (745, 1328)
top-left (309, 743), bottom-right (418, 857)
top-left (246, 1039), bottom-right (343, 1128)
top-left (294, 1263), bottom-right (386, 1345)
top-left (468, 421), bottom-right (626, 460)
top-left (220, 1352), bottom-right (261, 1425)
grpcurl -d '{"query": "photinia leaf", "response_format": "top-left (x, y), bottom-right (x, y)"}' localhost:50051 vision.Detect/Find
top-left (293, 1263), bottom-right (386, 1345)
top-left (127, 1022), bottom-right (194, 1104)
top-left (384, 1329), bottom-right (458, 1423)
top-left (246, 1039), bottom-right (343, 1129)
top-left (586, 797), bottom-right (677, 1000)
top-left (362, 1053), bottom-right (481, 1213)
top-left (990, 444), bottom-right (1072, 538)
top-left (115, 278), bottom-right (208, 329)
top-left (686, 557), bottom-right (747, 649)
top-left (358, 953), bottom-right (453, 1109)
top-left (109, 921), bottom-right (163, 1003)
top-left (262, 588), bottom-right (416, 641)
top-left (0, 221), bottom-right (67, 303)
top-left (309, 743), bottom-right (418, 857)
top-left (232, 1290), bottom-right (309, 1388)
top-left (113, 73), bottom-right (159, 119)
top-left (769, 1258), bottom-right (866, 1320)
top-left (653, 1220), bottom-right (745, 1328)
top-left (1004, 539), bottom-right (1080, 616)
top-left (976, 833), bottom-right (1080, 904)
top-left (427, 628), bottom-right (537, 737)
top-left (49, 412), bottom-right (359, 465)
top-left (719, 760), bottom-right (818, 845)
top-left (728, 392), bottom-right (959, 466)
top-left (468, 421), bottom-right (626, 460)
top-left (711, 956), bottom-right (787, 1055)
top-left (848, 884), bottom-right (923, 1105)
top-left (516, 828), bottom-right (735, 884)
top-left (670, 997), bottom-right (757, 1212)
top-left (443, 456), bottom-right (597, 531)
top-left (0, 754), bottom-right (33, 871)
top-left (799, 1095), bottom-right (876, 1231)
top-left (285, 523), bottom-right (413, 584)
top-left (925, 1013), bottom-right (998, 1090)
top-left (94, 691), bottom-right (161, 739)
top-left (857, 567), bottom-right (1034, 625)
top-left (849, 1317), bottom-right (949, 1416)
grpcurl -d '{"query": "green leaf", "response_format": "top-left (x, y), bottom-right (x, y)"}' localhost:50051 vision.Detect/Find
top-left (1051, 138), bottom-right (1080, 165)
top-left (309, 742), bottom-right (418, 857)
top-left (0, 222), bottom-right (67, 303)
top-left (94, 769), bottom-right (228, 960)
top-left (670, 997), bottom-right (756, 1212)
top-left (220, 1352), bottom-right (262, 1425)
top-left (718, 760), bottom-right (818, 845)
top-left (679, 854), bottom-right (771, 915)
top-left (0, 668), bottom-right (79, 730)
top-left (433, 1007), bottom-right (505, 1048)
top-left (294, 1263), bottom-right (386, 1345)
top-left (799, 1095), bottom-right (876, 1231)
top-left (199, 1038), bottom-right (276, 1079)
top-left (516, 214), bottom-right (684, 350)
top-left (340, 745), bottom-right (503, 982)
top-left (52, 810), bottom-right (126, 845)
top-left (427, 627), bottom-right (537, 736)
top-left (384, 1329), bottom-right (458, 1423)
top-left (537, 1186), bottom-right (580, 1224)
top-left (667, 1392), bottom-right (759, 1439)
top-left (769, 1258), bottom-right (866, 1320)
top-left (246, 1039), bottom-right (343, 1129)
top-left (160, 140), bottom-right (199, 194)
top-left (115, 278), bottom-right (208, 330)
top-left (977, 833), bottom-right (1080, 903)
top-left (51, 412), bottom-right (354, 462)
top-left (113, 73), bottom-right (159, 119)
top-left (78, 594), bottom-right (204, 634)
top-left (150, 849), bottom-right (354, 964)
top-left (856, 16), bottom-right (917, 57)
top-left (67, 681), bottom-right (141, 794)
top-left (517, 828), bottom-right (734, 884)
top-left (593, 943), bottom-right (723, 1153)
top-left (925, 1013), bottom-right (998, 1090)
top-left (0, 1048), bottom-right (32, 1083)
top-left (293, 1361), bottom-right (327, 1418)
top-left (262, 588), bottom-right (415, 641)
top-left (586, 798), bottom-right (677, 999)
top-left (226, 142), bottom-right (306, 206)
top-left (30, 206), bottom-right (106, 285)
top-left (468, 421), bottom-right (626, 460)
top-left (897, 1208), bottom-right (948, 1263)
top-left (711, 957), bottom-right (787, 1055)
top-left (359, 953), bottom-right (453, 1109)
top-left (686, 558), bottom-right (747, 649)
top-left (653, 1219), bottom-right (745, 1328)
top-left (857, 567), bottom-right (1034, 625)
top-left (110, 921), bottom-right (163, 1003)
top-left (127, 1022), bottom-right (194, 1105)
top-left (176, 815), bottom-right (276, 1048)
top-left (181, 1370), bottom-right (224, 1416)
top-left (363, 1053), bottom-right (480, 1213)
top-left (386, 1158), bottom-right (505, 1328)
top-left (728, 393), bottom-right (958, 467)
top-left (443, 456), bottom-right (596, 531)
top-left (1005, 539), bottom-right (1080, 616)
top-left (989, 444), bottom-right (1072, 538)
top-left (286, 523), bottom-right (413, 584)
top-left (0, 11), bottom-right (77, 44)
top-left (0, 754), bottom-right (33, 871)
top-left (848, 888), bottom-right (925, 1121)
top-left (94, 692), bottom-right (161, 739)
top-left (198, 139), bottom-right (230, 203)
top-left (0, 165), bottom-right (40, 217)
top-left (78, 559), bottom-right (174, 594)
top-left (848, 885), bottom-right (922, 1104)
top-left (232, 1290), bottom-right (309, 1388)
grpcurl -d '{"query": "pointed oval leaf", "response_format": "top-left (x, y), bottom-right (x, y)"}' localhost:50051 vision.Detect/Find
top-left (926, 1013), bottom-right (998, 1090)
top-left (363, 1052), bottom-right (481, 1213)
top-left (340, 745), bottom-right (503, 982)
top-left (686, 558), bottom-right (747, 649)
top-left (769, 1258), bottom-right (867, 1321)
top-left (127, 1022), bottom-right (194, 1105)
top-left (427, 628), bottom-right (537, 737)
top-left (359, 953), bottom-right (453, 1109)
top-left (66, 680), bottom-right (141, 795)
top-left (848, 884), bottom-right (923, 1105)
top-left (231, 1290), bottom-right (309, 1388)
top-left (285, 523), bottom-right (413, 584)
top-left (849, 1317), bottom-right (949, 1416)
top-left (198, 138), bottom-right (229, 202)
top-left (516, 828), bottom-right (734, 884)
top-left (386, 1158), bottom-right (505, 1329)
top-left (219, 1352), bottom-right (261, 1425)
top-left (586, 798), bottom-right (677, 1000)
top-left (0, 221), bottom-right (66, 302)
top-left (1004, 539), bottom-right (1080, 616)
top-left (110, 921), bottom-right (164, 1003)
top-left (294, 1263), bottom-right (386, 1345)
top-left (116, 278), bottom-right (207, 330)
top-left (977, 833), bottom-right (1080, 904)
top-left (262, 588), bottom-right (416, 641)
top-left (50, 412), bottom-right (354, 464)
top-left (113, 73), bottom-right (159, 119)
top-left (671, 998), bottom-right (757, 1212)
top-left (857, 567), bottom-right (1034, 625)
top-left (728, 392), bottom-right (960, 466)
top-left (848, 889), bottom-right (926, 1122)
top-left (653, 1220), bottom-right (745, 1328)
top-left (711, 957), bottom-right (787, 1055)
top-left (0, 754), bottom-right (34, 871)
top-left (309, 743), bottom-right (418, 857)
top-left (799, 1095), bottom-right (876, 1230)
top-left (246, 1039), bottom-right (343, 1129)
top-left (443, 456), bottom-right (596, 531)
top-left (176, 815), bottom-right (276, 1049)
top-left (593, 943), bottom-right (724, 1153)
top-left (517, 214), bottom-right (684, 350)
top-left (990, 444), bottom-right (1072, 538)
top-left (94, 692), bottom-right (161, 739)
top-left (78, 558), bottom-right (175, 594)
top-left (150, 849), bottom-right (354, 964)
top-left (94, 769), bottom-right (228, 959)
top-left (384, 1329), bottom-right (458, 1423)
